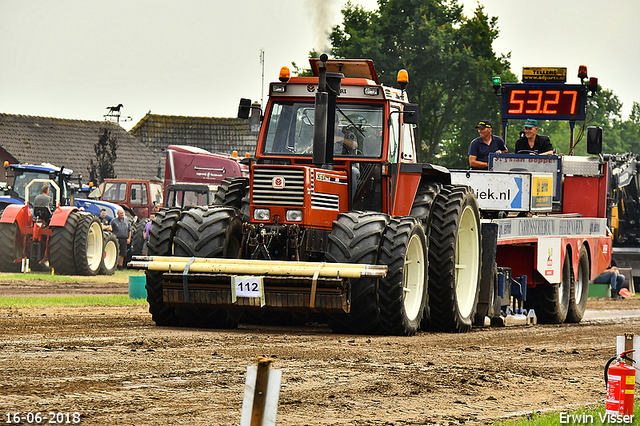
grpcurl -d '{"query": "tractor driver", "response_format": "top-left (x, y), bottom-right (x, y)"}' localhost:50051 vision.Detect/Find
top-left (334, 113), bottom-right (360, 156)
top-left (33, 184), bottom-right (53, 222)
top-left (515, 118), bottom-right (554, 155)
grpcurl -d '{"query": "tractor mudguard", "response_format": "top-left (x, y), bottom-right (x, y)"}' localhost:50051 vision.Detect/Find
top-left (49, 206), bottom-right (78, 227)
top-left (0, 203), bottom-right (29, 225)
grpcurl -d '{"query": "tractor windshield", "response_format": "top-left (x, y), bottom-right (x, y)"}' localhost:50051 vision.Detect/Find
top-left (263, 101), bottom-right (384, 158)
top-left (12, 170), bottom-right (63, 204)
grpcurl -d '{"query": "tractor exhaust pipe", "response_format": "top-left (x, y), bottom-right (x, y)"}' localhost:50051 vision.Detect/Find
top-left (313, 54), bottom-right (343, 168)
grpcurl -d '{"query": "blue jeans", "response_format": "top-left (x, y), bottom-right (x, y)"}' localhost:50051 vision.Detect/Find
top-left (594, 271), bottom-right (625, 291)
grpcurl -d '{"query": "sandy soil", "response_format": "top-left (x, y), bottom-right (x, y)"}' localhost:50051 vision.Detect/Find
top-left (1, 278), bottom-right (639, 425)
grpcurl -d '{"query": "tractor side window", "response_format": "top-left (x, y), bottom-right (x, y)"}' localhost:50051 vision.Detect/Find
top-left (130, 184), bottom-right (148, 205)
top-left (150, 183), bottom-right (163, 206)
top-left (401, 122), bottom-right (415, 161)
top-left (103, 183), bottom-right (127, 201)
top-left (388, 107), bottom-right (400, 163)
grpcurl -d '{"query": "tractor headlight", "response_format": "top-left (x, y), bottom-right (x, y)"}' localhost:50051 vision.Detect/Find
top-left (286, 210), bottom-right (303, 222)
top-left (254, 208), bottom-right (271, 221)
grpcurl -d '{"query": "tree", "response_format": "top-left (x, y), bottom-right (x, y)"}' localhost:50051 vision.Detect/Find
top-left (88, 127), bottom-right (118, 185)
top-left (330, 0), bottom-right (515, 167)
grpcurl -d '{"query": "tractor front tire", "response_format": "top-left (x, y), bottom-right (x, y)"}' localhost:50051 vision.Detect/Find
top-left (173, 206), bottom-right (243, 329)
top-left (325, 211), bottom-right (389, 334)
top-left (378, 217), bottom-right (428, 336)
top-left (427, 185), bottom-right (481, 332)
top-left (0, 222), bottom-right (21, 272)
top-left (100, 232), bottom-right (119, 275)
top-left (50, 211), bottom-right (82, 275)
top-left (74, 214), bottom-right (104, 276)
top-left (146, 208), bottom-right (182, 326)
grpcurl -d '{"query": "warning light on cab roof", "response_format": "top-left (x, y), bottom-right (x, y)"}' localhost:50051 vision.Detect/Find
top-left (397, 69), bottom-right (409, 90)
top-left (279, 66), bottom-right (290, 82)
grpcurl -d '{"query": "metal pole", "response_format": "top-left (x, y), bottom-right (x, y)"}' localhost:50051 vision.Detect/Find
top-left (250, 356), bottom-right (273, 426)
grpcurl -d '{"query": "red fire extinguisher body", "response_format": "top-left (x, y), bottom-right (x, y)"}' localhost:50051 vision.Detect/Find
top-left (606, 361), bottom-right (636, 416)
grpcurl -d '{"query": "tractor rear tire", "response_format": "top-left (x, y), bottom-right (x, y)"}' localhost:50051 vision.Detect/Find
top-left (530, 249), bottom-right (572, 324)
top-left (146, 208), bottom-right (182, 326)
top-left (74, 214), bottom-right (104, 276)
top-left (325, 211), bottom-right (389, 334)
top-left (127, 218), bottom-right (149, 262)
top-left (410, 181), bottom-right (442, 327)
top-left (427, 185), bottom-right (481, 333)
top-left (378, 217), bottom-right (428, 336)
top-left (50, 211), bottom-right (82, 275)
top-left (566, 246), bottom-right (590, 323)
top-left (100, 232), bottom-right (119, 275)
top-left (0, 222), bottom-right (21, 272)
top-left (214, 177), bottom-right (249, 209)
top-left (173, 206), bottom-right (243, 329)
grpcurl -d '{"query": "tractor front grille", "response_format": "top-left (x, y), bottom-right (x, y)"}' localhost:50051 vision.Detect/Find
top-left (252, 168), bottom-right (305, 206)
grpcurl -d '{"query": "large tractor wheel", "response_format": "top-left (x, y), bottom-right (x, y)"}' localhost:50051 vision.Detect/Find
top-left (0, 222), bottom-right (21, 272)
top-left (378, 217), bottom-right (428, 336)
top-left (566, 246), bottom-right (590, 323)
top-left (146, 208), bottom-right (182, 326)
top-left (530, 248), bottom-right (572, 324)
top-left (214, 177), bottom-right (249, 209)
top-left (173, 206), bottom-right (243, 329)
top-left (74, 214), bottom-right (104, 276)
top-left (127, 218), bottom-right (149, 262)
top-left (409, 181), bottom-right (442, 326)
top-left (427, 185), bottom-right (481, 332)
top-left (50, 211), bottom-right (82, 275)
top-left (100, 232), bottom-right (119, 275)
top-left (325, 211), bottom-right (389, 334)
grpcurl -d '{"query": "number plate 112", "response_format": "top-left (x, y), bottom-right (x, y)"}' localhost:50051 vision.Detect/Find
top-left (232, 276), bottom-right (266, 307)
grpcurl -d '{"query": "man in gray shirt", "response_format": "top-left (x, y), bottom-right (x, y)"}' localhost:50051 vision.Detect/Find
top-left (110, 209), bottom-right (131, 270)
top-left (33, 184), bottom-right (53, 222)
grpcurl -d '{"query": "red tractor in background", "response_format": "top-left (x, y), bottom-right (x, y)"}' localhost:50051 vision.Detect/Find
top-left (0, 178), bottom-right (104, 275)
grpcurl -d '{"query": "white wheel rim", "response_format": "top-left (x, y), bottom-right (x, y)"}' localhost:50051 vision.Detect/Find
top-left (575, 254), bottom-right (585, 302)
top-left (86, 221), bottom-right (103, 271)
top-left (403, 233), bottom-right (425, 321)
top-left (104, 239), bottom-right (118, 270)
top-left (455, 205), bottom-right (480, 318)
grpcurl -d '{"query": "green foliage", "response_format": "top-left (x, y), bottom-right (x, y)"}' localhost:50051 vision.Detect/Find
top-left (329, 0), bottom-right (516, 167)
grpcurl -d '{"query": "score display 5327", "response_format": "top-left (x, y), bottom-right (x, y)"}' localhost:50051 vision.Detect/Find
top-left (502, 84), bottom-right (586, 121)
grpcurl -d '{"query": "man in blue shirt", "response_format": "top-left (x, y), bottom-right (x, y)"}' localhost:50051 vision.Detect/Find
top-left (110, 209), bottom-right (131, 270)
top-left (468, 120), bottom-right (507, 169)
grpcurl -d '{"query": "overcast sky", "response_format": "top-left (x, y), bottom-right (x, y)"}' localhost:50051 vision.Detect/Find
top-left (1, 0), bottom-right (638, 131)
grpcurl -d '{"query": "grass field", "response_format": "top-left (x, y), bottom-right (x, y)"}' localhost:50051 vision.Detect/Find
top-left (492, 405), bottom-right (638, 425)
top-left (0, 269), bottom-right (144, 284)
top-left (0, 295), bottom-right (148, 308)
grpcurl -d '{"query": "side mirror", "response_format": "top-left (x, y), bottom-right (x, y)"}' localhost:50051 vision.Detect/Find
top-left (586, 126), bottom-right (603, 155)
top-left (237, 98), bottom-right (252, 119)
top-left (403, 103), bottom-right (419, 125)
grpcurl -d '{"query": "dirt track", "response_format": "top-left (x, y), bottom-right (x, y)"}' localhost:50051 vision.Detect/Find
top-left (1, 278), bottom-right (639, 425)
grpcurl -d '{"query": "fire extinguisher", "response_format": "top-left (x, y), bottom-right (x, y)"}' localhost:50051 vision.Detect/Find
top-left (605, 349), bottom-right (636, 416)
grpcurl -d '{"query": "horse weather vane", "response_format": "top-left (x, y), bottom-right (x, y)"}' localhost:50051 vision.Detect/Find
top-left (104, 104), bottom-right (132, 123)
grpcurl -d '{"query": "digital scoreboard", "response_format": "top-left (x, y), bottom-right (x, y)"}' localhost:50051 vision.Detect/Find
top-left (501, 83), bottom-right (587, 121)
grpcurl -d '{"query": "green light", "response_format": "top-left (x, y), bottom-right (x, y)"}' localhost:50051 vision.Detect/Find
top-left (492, 76), bottom-right (501, 86)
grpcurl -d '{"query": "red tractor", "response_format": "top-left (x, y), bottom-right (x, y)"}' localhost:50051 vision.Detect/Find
top-left (0, 178), bottom-right (104, 275)
top-left (135, 55), bottom-right (482, 335)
